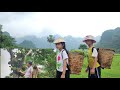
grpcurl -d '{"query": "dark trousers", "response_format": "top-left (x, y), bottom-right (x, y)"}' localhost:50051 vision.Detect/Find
top-left (56, 70), bottom-right (70, 78)
top-left (88, 66), bottom-right (101, 78)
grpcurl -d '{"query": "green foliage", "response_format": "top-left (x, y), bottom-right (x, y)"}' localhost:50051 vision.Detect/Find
top-left (47, 35), bottom-right (55, 43)
top-left (42, 55), bottom-right (56, 78)
top-left (70, 49), bottom-right (85, 56)
top-left (47, 35), bottom-right (55, 49)
top-left (2, 31), bottom-right (10, 36)
top-left (15, 48), bottom-right (56, 78)
top-left (7, 48), bottom-right (27, 78)
top-left (78, 44), bottom-right (87, 51)
top-left (97, 27), bottom-right (120, 53)
top-left (0, 24), bottom-right (2, 30)
top-left (5, 76), bottom-right (12, 78)
top-left (0, 24), bottom-right (16, 48)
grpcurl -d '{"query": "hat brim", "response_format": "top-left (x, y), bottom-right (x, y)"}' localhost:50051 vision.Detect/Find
top-left (83, 39), bottom-right (96, 43)
top-left (54, 41), bottom-right (65, 44)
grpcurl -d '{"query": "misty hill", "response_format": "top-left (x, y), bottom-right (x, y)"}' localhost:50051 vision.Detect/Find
top-left (97, 27), bottom-right (120, 53)
top-left (18, 40), bottom-right (36, 49)
top-left (16, 35), bottom-right (54, 49)
top-left (15, 35), bottom-right (100, 50)
top-left (2, 28), bottom-right (120, 53)
top-left (2, 31), bottom-right (10, 36)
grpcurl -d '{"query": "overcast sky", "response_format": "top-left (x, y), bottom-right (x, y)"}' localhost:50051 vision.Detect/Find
top-left (0, 12), bottom-right (120, 38)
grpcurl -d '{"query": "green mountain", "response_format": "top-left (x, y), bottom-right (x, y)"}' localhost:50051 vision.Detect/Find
top-left (2, 26), bottom-right (120, 53)
top-left (15, 35), bottom-right (100, 50)
top-left (97, 27), bottom-right (120, 53)
top-left (18, 40), bottom-right (36, 49)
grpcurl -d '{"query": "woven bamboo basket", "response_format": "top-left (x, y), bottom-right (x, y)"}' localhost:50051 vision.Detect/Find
top-left (98, 48), bottom-right (115, 69)
top-left (69, 52), bottom-right (84, 74)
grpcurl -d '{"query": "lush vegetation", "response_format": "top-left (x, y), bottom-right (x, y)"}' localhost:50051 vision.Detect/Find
top-left (47, 35), bottom-right (55, 48)
top-left (1, 24), bottom-right (120, 78)
top-left (97, 27), bottom-right (120, 53)
top-left (79, 44), bottom-right (87, 51)
top-left (25, 49), bottom-right (56, 78)
top-left (70, 54), bottom-right (120, 78)
top-left (7, 48), bottom-right (56, 78)
top-left (47, 35), bottom-right (55, 44)
top-left (0, 24), bottom-right (16, 49)
top-left (0, 24), bottom-right (56, 78)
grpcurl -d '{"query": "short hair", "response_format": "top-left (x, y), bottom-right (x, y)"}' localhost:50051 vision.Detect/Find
top-left (33, 65), bottom-right (38, 69)
top-left (28, 61), bottom-right (32, 65)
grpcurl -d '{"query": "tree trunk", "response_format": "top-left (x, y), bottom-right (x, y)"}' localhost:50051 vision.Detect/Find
top-left (7, 48), bottom-right (14, 61)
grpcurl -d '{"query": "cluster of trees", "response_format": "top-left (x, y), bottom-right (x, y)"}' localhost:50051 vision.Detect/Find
top-left (0, 24), bottom-right (16, 49)
top-left (0, 24), bottom-right (17, 66)
top-left (27, 49), bottom-right (56, 78)
top-left (7, 48), bottom-right (56, 78)
top-left (78, 44), bottom-right (87, 51)
top-left (0, 24), bottom-right (56, 78)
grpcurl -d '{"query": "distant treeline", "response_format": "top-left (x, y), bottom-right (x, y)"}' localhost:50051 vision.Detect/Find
top-left (1, 24), bottom-right (120, 53)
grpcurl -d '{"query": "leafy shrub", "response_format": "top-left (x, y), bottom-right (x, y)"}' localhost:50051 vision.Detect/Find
top-left (70, 49), bottom-right (85, 56)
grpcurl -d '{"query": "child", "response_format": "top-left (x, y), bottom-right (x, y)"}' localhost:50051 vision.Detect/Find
top-left (32, 65), bottom-right (39, 78)
top-left (23, 61), bottom-right (33, 78)
top-left (54, 38), bottom-right (70, 78)
top-left (83, 35), bottom-right (101, 78)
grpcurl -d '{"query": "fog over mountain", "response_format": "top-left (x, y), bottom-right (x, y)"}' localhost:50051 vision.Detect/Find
top-left (1, 12), bottom-right (120, 38)
top-left (15, 34), bottom-right (101, 50)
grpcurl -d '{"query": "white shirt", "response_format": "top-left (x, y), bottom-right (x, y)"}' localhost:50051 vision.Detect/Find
top-left (56, 49), bottom-right (69, 72)
top-left (92, 48), bottom-right (98, 58)
top-left (24, 66), bottom-right (33, 78)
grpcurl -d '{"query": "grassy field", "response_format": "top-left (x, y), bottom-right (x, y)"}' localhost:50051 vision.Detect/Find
top-left (70, 54), bottom-right (120, 78)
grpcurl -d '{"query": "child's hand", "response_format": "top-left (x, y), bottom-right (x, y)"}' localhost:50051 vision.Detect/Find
top-left (90, 68), bottom-right (95, 74)
top-left (85, 68), bottom-right (88, 73)
top-left (61, 74), bottom-right (65, 78)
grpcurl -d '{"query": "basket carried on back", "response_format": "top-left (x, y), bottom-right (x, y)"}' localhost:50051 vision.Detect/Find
top-left (69, 52), bottom-right (84, 74)
top-left (98, 48), bottom-right (115, 69)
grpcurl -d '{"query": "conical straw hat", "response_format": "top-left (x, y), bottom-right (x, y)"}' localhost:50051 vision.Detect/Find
top-left (54, 38), bottom-right (65, 44)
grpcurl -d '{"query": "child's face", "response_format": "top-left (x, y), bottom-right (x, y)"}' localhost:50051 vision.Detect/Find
top-left (55, 43), bottom-right (63, 50)
top-left (27, 63), bottom-right (30, 67)
top-left (85, 40), bottom-right (93, 46)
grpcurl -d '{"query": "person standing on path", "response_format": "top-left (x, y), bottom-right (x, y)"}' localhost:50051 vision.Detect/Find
top-left (54, 38), bottom-right (70, 78)
top-left (83, 35), bottom-right (101, 78)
